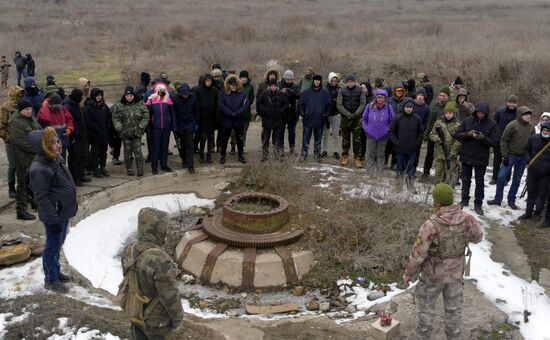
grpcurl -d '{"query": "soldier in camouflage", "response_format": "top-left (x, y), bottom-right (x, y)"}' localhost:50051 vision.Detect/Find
top-left (403, 183), bottom-right (483, 340)
top-left (121, 207), bottom-right (184, 340)
top-left (111, 86), bottom-right (150, 176)
top-left (429, 102), bottom-right (462, 185)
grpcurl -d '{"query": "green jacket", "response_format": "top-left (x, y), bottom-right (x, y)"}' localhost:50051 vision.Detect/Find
top-left (9, 111), bottom-right (42, 167)
top-left (241, 82), bottom-right (255, 122)
top-left (429, 116), bottom-right (461, 160)
top-left (425, 100), bottom-right (447, 140)
top-left (500, 118), bottom-right (535, 159)
top-left (111, 99), bottom-right (149, 139)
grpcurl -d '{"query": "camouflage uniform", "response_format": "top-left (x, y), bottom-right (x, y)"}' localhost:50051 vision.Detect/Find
top-left (429, 116), bottom-right (461, 185)
top-left (0, 58), bottom-right (10, 89)
top-left (404, 204), bottom-right (483, 339)
top-left (121, 207), bottom-right (184, 340)
top-left (111, 99), bottom-right (149, 174)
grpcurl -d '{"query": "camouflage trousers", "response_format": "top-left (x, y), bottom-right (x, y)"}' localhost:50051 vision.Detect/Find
top-left (131, 324), bottom-right (174, 340)
top-left (1, 73), bottom-right (7, 88)
top-left (415, 276), bottom-right (464, 340)
top-left (434, 159), bottom-right (460, 185)
top-left (340, 115), bottom-right (362, 157)
top-left (123, 137), bottom-right (144, 172)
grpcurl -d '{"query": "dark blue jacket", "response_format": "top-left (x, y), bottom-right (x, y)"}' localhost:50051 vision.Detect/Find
top-left (494, 105), bottom-right (517, 139)
top-left (63, 96), bottom-right (84, 141)
top-left (145, 85), bottom-right (176, 131)
top-left (218, 85), bottom-right (250, 129)
top-left (23, 77), bottom-right (44, 116)
top-left (413, 102), bottom-right (430, 131)
top-left (173, 84), bottom-right (198, 134)
top-left (299, 86), bottom-right (332, 128)
top-left (28, 130), bottom-right (77, 225)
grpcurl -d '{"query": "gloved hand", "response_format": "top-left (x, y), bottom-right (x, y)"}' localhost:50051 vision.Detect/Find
top-left (63, 129), bottom-right (71, 136)
top-left (49, 223), bottom-right (62, 233)
top-left (502, 157), bottom-right (509, 166)
top-left (467, 130), bottom-right (476, 138)
top-left (473, 131), bottom-right (485, 140)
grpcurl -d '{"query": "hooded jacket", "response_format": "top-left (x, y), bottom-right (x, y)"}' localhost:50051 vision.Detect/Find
top-left (25, 54), bottom-right (35, 77)
top-left (84, 88), bottom-right (112, 144)
top-left (404, 204), bottom-right (483, 283)
top-left (111, 95), bottom-right (150, 139)
top-left (325, 73), bottom-right (340, 116)
top-left (218, 75), bottom-right (250, 129)
top-left (536, 112), bottom-right (550, 134)
top-left (173, 84), bottom-right (199, 134)
top-left (22, 77), bottom-right (45, 115)
top-left (279, 80), bottom-right (301, 122)
top-left (78, 78), bottom-right (91, 107)
top-left (500, 108), bottom-right (535, 159)
top-left (387, 83), bottom-right (408, 115)
top-left (454, 103), bottom-right (500, 166)
top-left (28, 128), bottom-right (77, 225)
top-left (361, 89), bottom-right (395, 141)
top-left (62, 95), bottom-right (85, 142)
top-left (14, 54), bottom-right (26, 70)
top-left (454, 88), bottom-right (475, 122)
top-left (37, 104), bottom-right (74, 147)
top-left (195, 75), bottom-right (219, 133)
top-left (8, 110), bottom-right (42, 167)
top-left (256, 69), bottom-right (280, 99)
top-left (256, 86), bottom-right (288, 130)
top-left (0, 85), bottom-right (25, 142)
top-left (525, 121), bottom-right (550, 175)
top-left (121, 208), bottom-right (184, 331)
top-left (388, 99), bottom-right (424, 153)
top-left (146, 83), bottom-right (175, 131)
top-left (298, 82), bottom-right (332, 129)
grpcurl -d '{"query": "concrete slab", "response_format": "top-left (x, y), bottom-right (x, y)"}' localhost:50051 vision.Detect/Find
top-left (293, 250), bottom-right (315, 279)
top-left (254, 252), bottom-right (286, 287)
top-left (487, 223), bottom-right (532, 281)
top-left (210, 248), bottom-right (243, 287)
top-left (181, 238), bottom-right (216, 278)
top-left (539, 267), bottom-right (550, 297)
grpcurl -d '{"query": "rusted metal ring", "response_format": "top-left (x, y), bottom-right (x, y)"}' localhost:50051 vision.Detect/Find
top-left (202, 208), bottom-right (303, 248)
top-left (222, 192), bottom-right (289, 234)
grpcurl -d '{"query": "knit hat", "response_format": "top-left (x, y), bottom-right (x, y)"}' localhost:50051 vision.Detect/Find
top-left (69, 89), bottom-right (84, 104)
top-left (506, 94), bottom-right (518, 103)
top-left (283, 70), bottom-right (294, 80)
top-left (49, 94), bottom-right (62, 106)
top-left (211, 63), bottom-right (222, 70)
top-left (46, 75), bottom-right (55, 85)
top-left (328, 72), bottom-right (338, 82)
top-left (305, 66), bottom-right (314, 74)
top-left (312, 74), bottom-right (323, 82)
top-left (444, 102), bottom-right (457, 114)
top-left (403, 97), bottom-right (414, 108)
top-left (453, 76), bottom-right (463, 85)
top-left (416, 87), bottom-right (427, 98)
top-left (17, 99), bottom-right (32, 112)
top-left (211, 68), bottom-right (223, 77)
top-left (517, 106), bottom-right (532, 116)
top-left (474, 102), bottom-right (490, 114)
top-left (268, 78), bottom-right (278, 86)
top-left (439, 86), bottom-right (451, 97)
top-left (542, 121), bottom-right (550, 130)
top-left (433, 183), bottom-right (454, 206)
top-left (227, 77), bottom-right (237, 85)
top-left (124, 86), bottom-right (135, 95)
top-left (239, 70), bottom-right (249, 79)
top-left (344, 74), bottom-right (356, 83)
top-left (374, 78), bottom-right (384, 87)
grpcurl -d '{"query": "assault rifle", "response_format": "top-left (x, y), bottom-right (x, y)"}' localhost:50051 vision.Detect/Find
top-left (436, 125), bottom-right (451, 169)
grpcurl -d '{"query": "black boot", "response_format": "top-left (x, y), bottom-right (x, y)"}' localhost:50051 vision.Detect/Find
top-left (220, 155), bottom-right (226, 164)
top-left (100, 168), bottom-right (110, 177)
top-left (207, 153), bottom-right (213, 164)
top-left (17, 211), bottom-right (36, 220)
top-left (230, 146), bottom-right (236, 155)
top-left (199, 154), bottom-right (205, 164)
top-left (540, 219), bottom-right (550, 229)
top-left (474, 205), bottom-right (484, 216)
top-left (518, 211), bottom-right (533, 220)
top-left (8, 181), bottom-right (16, 199)
top-left (93, 170), bottom-right (104, 178)
top-left (238, 154), bottom-right (247, 164)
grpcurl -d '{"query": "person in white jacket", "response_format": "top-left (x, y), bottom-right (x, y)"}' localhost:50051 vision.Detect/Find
top-left (535, 112), bottom-right (550, 134)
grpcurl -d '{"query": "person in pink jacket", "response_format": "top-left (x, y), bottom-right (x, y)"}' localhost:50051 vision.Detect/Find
top-left (37, 94), bottom-right (74, 162)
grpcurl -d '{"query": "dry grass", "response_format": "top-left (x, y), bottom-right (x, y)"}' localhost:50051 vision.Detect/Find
top-left (1, 0), bottom-right (550, 114)
top-left (225, 154), bottom-right (431, 287)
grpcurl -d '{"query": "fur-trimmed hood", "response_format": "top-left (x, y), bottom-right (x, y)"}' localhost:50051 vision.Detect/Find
top-left (5, 85), bottom-right (25, 110)
top-left (28, 127), bottom-right (59, 161)
top-left (147, 83), bottom-right (172, 104)
top-left (224, 75), bottom-right (243, 94)
top-left (263, 69), bottom-right (280, 83)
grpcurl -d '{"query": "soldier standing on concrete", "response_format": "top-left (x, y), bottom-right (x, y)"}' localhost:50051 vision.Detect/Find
top-left (403, 183), bottom-right (483, 340)
top-left (120, 207), bottom-right (184, 339)
top-left (111, 86), bottom-right (149, 177)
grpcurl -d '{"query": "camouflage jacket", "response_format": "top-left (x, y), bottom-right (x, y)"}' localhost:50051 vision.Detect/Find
top-left (0, 85), bottom-right (25, 142)
top-left (0, 59), bottom-right (10, 75)
top-left (111, 99), bottom-right (149, 140)
top-left (429, 116), bottom-right (461, 160)
top-left (404, 204), bottom-right (483, 283)
top-left (121, 208), bottom-right (183, 331)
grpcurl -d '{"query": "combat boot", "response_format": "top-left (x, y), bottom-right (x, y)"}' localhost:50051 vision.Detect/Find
top-left (8, 181), bottom-right (16, 199)
top-left (518, 211), bottom-right (533, 220)
top-left (354, 156), bottom-right (363, 169)
top-left (474, 205), bottom-right (484, 216)
top-left (340, 154), bottom-right (349, 166)
top-left (199, 153), bottom-right (205, 164)
top-left (44, 280), bottom-right (69, 293)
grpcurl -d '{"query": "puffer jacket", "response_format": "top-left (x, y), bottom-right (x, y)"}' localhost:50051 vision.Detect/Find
top-left (9, 110), bottom-right (42, 167)
top-left (62, 96), bottom-right (85, 142)
top-left (22, 77), bottom-right (45, 115)
top-left (257, 88), bottom-right (288, 129)
top-left (278, 80), bottom-right (300, 122)
top-left (218, 75), bottom-right (250, 129)
top-left (298, 85), bottom-right (332, 129)
top-left (195, 75), bottom-right (219, 133)
top-left (524, 124), bottom-right (550, 175)
top-left (361, 89), bottom-right (395, 141)
top-left (37, 105), bottom-right (74, 147)
top-left (28, 128), bottom-right (77, 225)
top-left (388, 110), bottom-right (423, 154)
top-left (173, 84), bottom-right (199, 135)
top-left (84, 88), bottom-right (111, 145)
top-left (146, 83), bottom-right (175, 131)
top-left (494, 105), bottom-right (517, 138)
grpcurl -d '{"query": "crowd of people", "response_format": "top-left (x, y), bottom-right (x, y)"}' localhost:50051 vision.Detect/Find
top-left (0, 59), bottom-right (549, 228)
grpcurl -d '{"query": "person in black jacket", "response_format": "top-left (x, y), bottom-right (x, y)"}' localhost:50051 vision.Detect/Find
top-left (28, 127), bottom-right (77, 293)
top-left (279, 70), bottom-right (300, 155)
top-left (63, 89), bottom-right (90, 186)
top-left (388, 98), bottom-right (423, 191)
top-left (257, 79), bottom-right (288, 161)
top-left (519, 121), bottom-right (550, 227)
top-left (84, 88), bottom-right (111, 178)
top-left (490, 95), bottom-right (518, 184)
top-left (174, 84), bottom-right (198, 173)
top-left (195, 74), bottom-right (218, 164)
top-left (454, 103), bottom-right (499, 215)
top-left (413, 88), bottom-right (431, 169)
top-left (25, 54), bottom-right (35, 77)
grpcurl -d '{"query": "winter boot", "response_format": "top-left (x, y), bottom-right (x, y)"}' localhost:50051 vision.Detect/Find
top-left (93, 170), bottom-right (104, 178)
top-left (44, 280), bottom-right (69, 293)
top-left (127, 169), bottom-right (135, 176)
top-left (112, 157), bottom-right (122, 166)
top-left (100, 168), bottom-right (110, 177)
top-left (321, 151), bottom-right (328, 158)
top-left (207, 153), bottom-right (213, 164)
top-left (474, 205), bottom-right (484, 216)
top-left (58, 272), bottom-right (71, 283)
top-left (8, 181), bottom-right (16, 199)
top-left (188, 167), bottom-right (196, 174)
top-left (518, 211), bottom-right (533, 220)
top-left (137, 168), bottom-right (144, 177)
top-left (354, 157), bottom-right (364, 169)
top-left (230, 145), bottom-right (236, 155)
top-left (161, 166), bottom-right (173, 172)
top-left (487, 199), bottom-right (501, 206)
top-left (340, 154), bottom-right (349, 166)
top-left (17, 211), bottom-right (36, 221)
top-left (199, 153), bottom-right (205, 164)
top-left (238, 154), bottom-right (247, 164)
top-left (333, 152), bottom-right (340, 160)
top-left (219, 155), bottom-right (226, 164)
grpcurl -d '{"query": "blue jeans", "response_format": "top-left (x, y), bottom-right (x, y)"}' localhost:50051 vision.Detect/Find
top-left (301, 125), bottom-right (323, 160)
top-left (396, 152), bottom-right (417, 179)
top-left (494, 155), bottom-right (527, 204)
top-left (279, 119), bottom-right (298, 152)
top-left (43, 219), bottom-right (69, 284)
top-left (16, 68), bottom-right (27, 86)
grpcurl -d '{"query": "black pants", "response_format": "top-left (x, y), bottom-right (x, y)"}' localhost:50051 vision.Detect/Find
top-left (200, 131), bottom-right (215, 156)
top-left (526, 171), bottom-right (549, 213)
top-left (414, 142), bottom-right (422, 170)
top-left (16, 165), bottom-right (30, 214)
top-left (385, 140), bottom-right (396, 168)
top-left (262, 127), bottom-right (282, 159)
top-left (193, 130), bottom-right (201, 152)
top-left (423, 140), bottom-right (435, 175)
top-left (219, 126), bottom-right (244, 157)
top-left (110, 135), bottom-right (122, 159)
top-left (146, 131), bottom-right (152, 159)
top-left (461, 162), bottom-right (486, 207)
top-left (68, 139), bottom-right (86, 182)
top-left (177, 133), bottom-right (195, 168)
top-left (360, 128), bottom-right (367, 159)
top-left (90, 143), bottom-right (108, 171)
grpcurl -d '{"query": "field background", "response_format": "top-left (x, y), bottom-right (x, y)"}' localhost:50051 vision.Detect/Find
top-left (1, 0), bottom-right (550, 111)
